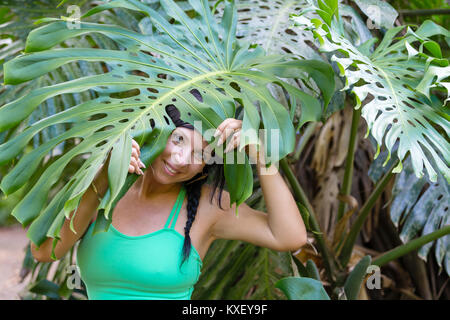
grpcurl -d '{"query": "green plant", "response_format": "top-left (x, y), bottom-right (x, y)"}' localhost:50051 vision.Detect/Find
top-left (275, 0), bottom-right (449, 300)
top-left (0, 0), bottom-right (333, 287)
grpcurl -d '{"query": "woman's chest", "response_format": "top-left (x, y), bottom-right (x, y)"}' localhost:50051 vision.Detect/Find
top-left (110, 189), bottom-right (214, 261)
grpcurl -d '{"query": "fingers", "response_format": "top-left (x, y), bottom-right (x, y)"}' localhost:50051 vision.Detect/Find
top-left (129, 139), bottom-right (145, 175)
top-left (224, 130), bottom-right (241, 153)
top-left (214, 119), bottom-right (242, 146)
top-left (131, 139), bottom-right (141, 157)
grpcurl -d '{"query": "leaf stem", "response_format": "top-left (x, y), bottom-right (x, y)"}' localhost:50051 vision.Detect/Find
top-left (280, 157), bottom-right (338, 282)
top-left (338, 159), bottom-right (399, 267)
top-left (337, 106), bottom-right (361, 221)
top-left (372, 225), bottom-right (450, 267)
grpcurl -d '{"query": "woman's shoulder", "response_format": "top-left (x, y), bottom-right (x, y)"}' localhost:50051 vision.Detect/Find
top-left (199, 183), bottom-right (232, 214)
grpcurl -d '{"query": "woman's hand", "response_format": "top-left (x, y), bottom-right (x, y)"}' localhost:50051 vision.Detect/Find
top-left (213, 118), bottom-right (264, 165)
top-left (129, 139), bottom-right (146, 175)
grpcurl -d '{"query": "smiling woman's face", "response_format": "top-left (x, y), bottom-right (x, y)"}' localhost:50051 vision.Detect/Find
top-left (152, 127), bottom-right (210, 183)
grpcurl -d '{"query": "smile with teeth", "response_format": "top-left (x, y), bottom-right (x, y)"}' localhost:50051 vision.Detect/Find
top-left (164, 161), bottom-right (178, 175)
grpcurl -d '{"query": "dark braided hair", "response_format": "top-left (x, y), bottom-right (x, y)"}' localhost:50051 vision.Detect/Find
top-left (165, 105), bottom-right (226, 269)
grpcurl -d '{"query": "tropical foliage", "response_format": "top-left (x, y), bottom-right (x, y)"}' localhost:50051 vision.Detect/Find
top-left (0, 0), bottom-right (449, 300)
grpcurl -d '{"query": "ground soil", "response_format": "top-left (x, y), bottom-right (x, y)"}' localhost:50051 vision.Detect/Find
top-left (0, 224), bottom-right (29, 300)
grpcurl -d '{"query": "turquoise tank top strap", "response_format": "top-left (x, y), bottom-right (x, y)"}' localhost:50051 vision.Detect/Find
top-left (164, 185), bottom-right (186, 229)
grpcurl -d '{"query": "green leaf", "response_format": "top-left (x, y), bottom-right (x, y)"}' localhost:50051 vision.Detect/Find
top-left (28, 279), bottom-right (61, 300)
top-left (275, 276), bottom-right (330, 300)
top-left (352, 0), bottom-right (398, 29)
top-left (215, 0), bottom-right (337, 118)
top-left (390, 157), bottom-right (450, 275)
top-left (343, 255), bottom-right (371, 300)
top-left (305, 258), bottom-right (321, 280)
top-left (1, 0), bottom-right (334, 249)
top-left (293, 6), bottom-right (450, 183)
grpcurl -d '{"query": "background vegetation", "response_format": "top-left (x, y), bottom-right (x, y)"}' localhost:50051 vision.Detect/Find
top-left (0, 0), bottom-right (448, 300)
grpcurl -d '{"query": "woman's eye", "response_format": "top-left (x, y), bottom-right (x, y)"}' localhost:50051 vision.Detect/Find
top-left (173, 134), bottom-right (184, 144)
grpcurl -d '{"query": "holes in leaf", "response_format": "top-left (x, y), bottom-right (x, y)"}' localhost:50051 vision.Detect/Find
top-left (164, 115), bottom-right (170, 125)
top-left (96, 140), bottom-right (108, 148)
top-left (281, 47), bottom-right (293, 54)
top-left (122, 108), bottom-right (134, 112)
top-left (188, 112), bottom-right (191, 116)
top-left (230, 82), bottom-right (241, 92)
top-left (119, 119), bottom-right (129, 123)
top-left (416, 119), bottom-right (426, 128)
top-left (127, 70), bottom-right (149, 78)
top-left (385, 123), bottom-right (392, 132)
top-left (110, 89), bottom-right (140, 99)
top-left (94, 125), bottom-right (114, 134)
top-left (147, 88), bottom-right (159, 94)
top-left (205, 36), bottom-right (209, 43)
top-left (285, 29), bottom-right (297, 36)
top-left (88, 113), bottom-right (108, 121)
top-left (149, 118), bottom-right (155, 129)
top-left (407, 120), bottom-right (416, 127)
top-left (157, 73), bottom-right (167, 79)
top-left (216, 87), bottom-right (226, 95)
top-left (135, 98), bottom-right (141, 101)
top-left (393, 118), bottom-right (398, 123)
top-left (404, 101), bottom-right (415, 109)
top-left (172, 98), bottom-right (177, 102)
top-left (139, 106), bottom-right (146, 109)
top-left (148, 96), bottom-right (156, 100)
top-left (407, 96), bottom-right (422, 105)
top-left (378, 96), bottom-right (387, 101)
top-left (190, 88), bottom-right (203, 102)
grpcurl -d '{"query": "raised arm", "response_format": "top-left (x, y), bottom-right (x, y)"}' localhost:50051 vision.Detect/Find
top-left (210, 119), bottom-right (307, 251)
top-left (31, 139), bottom-right (145, 262)
top-left (30, 155), bottom-right (111, 262)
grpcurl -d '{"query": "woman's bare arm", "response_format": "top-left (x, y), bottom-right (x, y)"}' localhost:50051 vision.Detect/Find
top-left (30, 139), bottom-right (145, 262)
top-left (30, 156), bottom-right (111, 262)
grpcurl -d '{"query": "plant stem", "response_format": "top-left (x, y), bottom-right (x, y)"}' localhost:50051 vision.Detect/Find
top-left (338, 159), bottom-right (399, 267)
top-left (337, 107), bottom-right (361, 221)
top-left (293, 122), bottom-right (317, 161)
top-left (280, 157), bottom-right (338, 282)
top-left (399, 9), bottom-right (450, 16)
top-left (372, 225), bottom-right (450, 267)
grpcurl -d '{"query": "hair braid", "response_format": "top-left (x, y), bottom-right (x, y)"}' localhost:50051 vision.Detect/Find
top-left (180, 167), bottom-right (209, 268)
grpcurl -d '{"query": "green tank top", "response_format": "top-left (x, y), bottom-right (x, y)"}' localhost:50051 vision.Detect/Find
top-left (76, 185), bottom-right (203, 300)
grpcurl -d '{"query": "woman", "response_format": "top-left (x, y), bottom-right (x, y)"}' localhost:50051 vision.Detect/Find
top-left (31, 105), bottom-right (307, 300)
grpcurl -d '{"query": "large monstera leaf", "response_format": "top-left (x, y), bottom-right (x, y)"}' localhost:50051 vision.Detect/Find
top-left (0, 0), bottom-right (333, 253)
top-left (390, 157), bottom-right (450, 276)
top-left (215, 0), bottom-right (337, 122)
top-left (292, 0), bottom-right (450, 183)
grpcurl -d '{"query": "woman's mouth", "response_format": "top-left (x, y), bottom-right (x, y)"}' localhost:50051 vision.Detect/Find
top-left (164, 161), bottom-right (178, 176)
